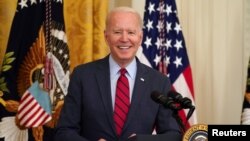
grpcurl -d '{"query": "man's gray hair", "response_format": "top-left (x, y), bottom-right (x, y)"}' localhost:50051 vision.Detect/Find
top-left (105, 6), bottom-right (143, 29)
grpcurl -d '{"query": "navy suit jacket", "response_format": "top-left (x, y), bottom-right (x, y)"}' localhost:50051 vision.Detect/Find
top-left (54, 55), bottom-right (182, 141)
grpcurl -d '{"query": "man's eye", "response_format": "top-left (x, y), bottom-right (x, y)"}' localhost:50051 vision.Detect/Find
top-left (128, 32), bottom-right (135, 35)
top-left (114, 31), bottom-right (121, 34)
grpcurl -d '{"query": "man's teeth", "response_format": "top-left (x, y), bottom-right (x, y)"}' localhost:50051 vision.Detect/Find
top-left (119, 46), bottom-right (129, 49)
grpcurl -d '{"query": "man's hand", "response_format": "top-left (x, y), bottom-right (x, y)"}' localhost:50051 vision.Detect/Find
top-left (129, 133), bottom-right (137, 138)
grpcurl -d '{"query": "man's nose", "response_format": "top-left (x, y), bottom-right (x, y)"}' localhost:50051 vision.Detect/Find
top-left (120, 32), bottom-right (129, 41)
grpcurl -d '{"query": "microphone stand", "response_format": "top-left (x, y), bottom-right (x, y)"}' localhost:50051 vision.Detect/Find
top-left (172, 105), bottom-right (195, 135)
top-left (186, 106), bottom-right (195, 121)
top-left (172, 109), bottom-right (185, 134)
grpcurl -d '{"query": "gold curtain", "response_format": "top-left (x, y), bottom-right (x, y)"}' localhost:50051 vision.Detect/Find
top-left (64, 0), bottom-right (110, 71)
top-left (0, 0), bottom-right (17, 70)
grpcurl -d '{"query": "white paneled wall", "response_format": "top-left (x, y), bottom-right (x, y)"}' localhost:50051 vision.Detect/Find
top-left (176, 0), bottom-right (245, 124)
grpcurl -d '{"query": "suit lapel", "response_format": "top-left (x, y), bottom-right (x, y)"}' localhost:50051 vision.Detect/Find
top-left (95, 56), bottom-right (117, 134)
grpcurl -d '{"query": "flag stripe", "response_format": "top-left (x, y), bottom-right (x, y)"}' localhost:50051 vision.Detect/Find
top-left (19, 101), bottom-right (40, 125)
top-left (30, 111), bottom-right (51, 127)
top-left (18, 93), bottom-right (34, 116)
top-left (18, 97), bottom-right (38, 121)
top-left (183, 66), bottom-right (195, 96)
top-left (25, 106), bottom-right (43, 127)
top-left (22, 106), bottom-right (43, 127)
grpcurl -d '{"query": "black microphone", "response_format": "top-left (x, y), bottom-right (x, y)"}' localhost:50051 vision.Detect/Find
top-left (151, 91), bottom-right (186, 133)
top-left (151, 91), bottom-right (180, 110)
top-left (167, 91), bottom-right (194, 109)
top-left (168, 90), bottom-right (195, 121)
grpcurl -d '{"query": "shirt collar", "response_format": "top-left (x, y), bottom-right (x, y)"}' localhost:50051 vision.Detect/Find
top-left (109, 55), bottom-right (137, 80)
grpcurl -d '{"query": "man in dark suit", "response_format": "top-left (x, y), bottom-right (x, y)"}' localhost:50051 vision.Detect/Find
top-left (54, 6), bottom-right (182, 141)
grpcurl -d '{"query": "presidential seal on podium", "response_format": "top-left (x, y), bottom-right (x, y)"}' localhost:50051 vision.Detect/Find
top-left (183, 124), bottom-right (208, 141)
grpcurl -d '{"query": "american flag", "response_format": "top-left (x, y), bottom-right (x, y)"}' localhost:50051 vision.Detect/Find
top-left (138, 0), bottom-right (197, 130)
top-left (17, 81), bottom-right (52, 127)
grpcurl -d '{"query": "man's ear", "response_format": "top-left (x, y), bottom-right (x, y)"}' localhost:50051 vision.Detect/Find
top-left (104, 30), bottom-right (108, 44)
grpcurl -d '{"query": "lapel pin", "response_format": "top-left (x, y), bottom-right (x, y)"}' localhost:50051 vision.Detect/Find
top-left (140, 78), bottom-right (144, 81)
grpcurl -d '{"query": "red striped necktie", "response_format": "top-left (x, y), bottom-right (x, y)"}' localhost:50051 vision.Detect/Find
top-left (113, 68), bottom-right (130, 136)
